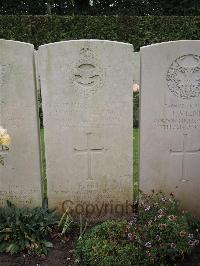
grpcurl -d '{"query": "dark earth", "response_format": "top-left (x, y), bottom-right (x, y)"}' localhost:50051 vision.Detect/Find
top-left (0, 228), bottom-right (82, 266)
top-left (0, 227), bottom-right (199, 266)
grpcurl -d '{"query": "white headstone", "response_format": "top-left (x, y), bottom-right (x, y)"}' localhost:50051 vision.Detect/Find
top-left (38, 40), bottom-right (133, 219)
top-left (0, 40), bottom-right (42, 208)
top-left (140, 41), bottom-right (200, 216)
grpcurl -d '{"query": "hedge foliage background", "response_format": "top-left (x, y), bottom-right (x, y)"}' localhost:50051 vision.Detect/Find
top-left (0, 15), bottom-right (200, 51)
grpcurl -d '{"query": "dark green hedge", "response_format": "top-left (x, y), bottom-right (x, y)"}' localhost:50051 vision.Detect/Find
top-left (0, 15), bottom-right (200, 51)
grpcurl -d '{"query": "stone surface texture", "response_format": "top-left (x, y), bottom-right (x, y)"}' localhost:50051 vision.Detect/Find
top-left (133, 52), bottom-right (140, 85)
top-left (38, 40), bottom-right (133, 218)
top-left (0, 40), bottom-right (42, 207)
top-left (140, 41), bottom-right (200, 216)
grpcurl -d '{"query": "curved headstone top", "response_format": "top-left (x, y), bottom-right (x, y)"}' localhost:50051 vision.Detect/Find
top-left (0, 39), bottom-right (42, 208)
top-left (38, 39), bottom-right (134, 219)
top-left (141, 40), bottom-right (200, 49)
top-left (140, 40), bottom-right (200, 216)
top-left (0, 39), bottom-right (33, 45)
top-left (39, 39), bottom-right (133, 48)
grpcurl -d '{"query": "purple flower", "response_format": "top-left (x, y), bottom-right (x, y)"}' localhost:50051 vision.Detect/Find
top-left (158, 209), bottom-right (165, 216)
top-left (127, 233), bottom-right (136, 241)
top-left (188, 234), bottom-right (194, 239)
top-left (145, 242), bottom-right (152, 248)
top-left (128, 233), bottom-right (132, 239)
top-left (188, 240), bottom-right (195, 247)
top-left (155, 235), bottom-right (161, 241)
top-left (129, 216), bottom-right (137, 225)
top-left (145, 206), bottom-right (151, 211)
top-left (170, 243), bottom-right (176, 249)
top-left (189, 240), bottom-right (200, 247)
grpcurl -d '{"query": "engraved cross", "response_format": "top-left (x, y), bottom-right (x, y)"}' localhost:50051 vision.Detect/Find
top-left (170, 133), bottom-right (200, 180)
top-left (74, 133), bottom-right (104, 181)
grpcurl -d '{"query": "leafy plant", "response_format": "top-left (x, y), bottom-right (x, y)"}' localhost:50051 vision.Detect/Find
top-left (184, 212), bottom-right (200, 243)
top-left (0, 155), bottom-right (5, 165)
top-left (79, 214), bottom-right (88, 239)
top-left (0, 16), bottom-right (200, 51)
top-left (0, 126), bottom-right (11, 165)
top-left (76, 191), bottom-right (200, 266)
top-left (58, 209), bottom-right (73, 235)
top-left (0, 201), bottom-right (57, 255)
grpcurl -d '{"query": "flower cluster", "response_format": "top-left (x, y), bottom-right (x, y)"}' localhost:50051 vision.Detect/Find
top-left (76, 191), bottom-right (200, 266)
top-left (124, 191), bottom-right (200, 264)
top-left (0, 126), bottom-right (11, 146)
top-left (0, 126), bottom-right (11, 165)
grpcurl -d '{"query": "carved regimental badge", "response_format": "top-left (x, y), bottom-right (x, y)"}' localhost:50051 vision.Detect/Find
top-left (71, 47), bottom-right (104, 97)
top-left (167, 54), bottom-right (200, 99)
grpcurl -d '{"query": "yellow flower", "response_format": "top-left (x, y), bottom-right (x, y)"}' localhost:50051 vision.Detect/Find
top-left (0, 134), bottom-right (11, 145)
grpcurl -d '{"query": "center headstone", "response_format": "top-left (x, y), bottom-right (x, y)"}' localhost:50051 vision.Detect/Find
top-left (140, 41), bottom-right (200, 216)
top-left (38, 40), bottom-right (133, 219)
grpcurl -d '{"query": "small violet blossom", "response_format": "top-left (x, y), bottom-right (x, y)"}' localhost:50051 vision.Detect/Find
top-left (145, 206), bottom-right (151, 211)
top-left (170, 243), bottom-right (176, 249)
top-left (145, 242), bottom-right (152, 248)
top-left (188, 234), bottom-right (193, 239)
top-left (155, 235), bottom-right (161, 241)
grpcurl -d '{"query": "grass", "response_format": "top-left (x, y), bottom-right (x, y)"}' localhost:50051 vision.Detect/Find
top-left (40, 128), bottom-right (47, 205)
top-left (133, 128), bottom-right (139, 200)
